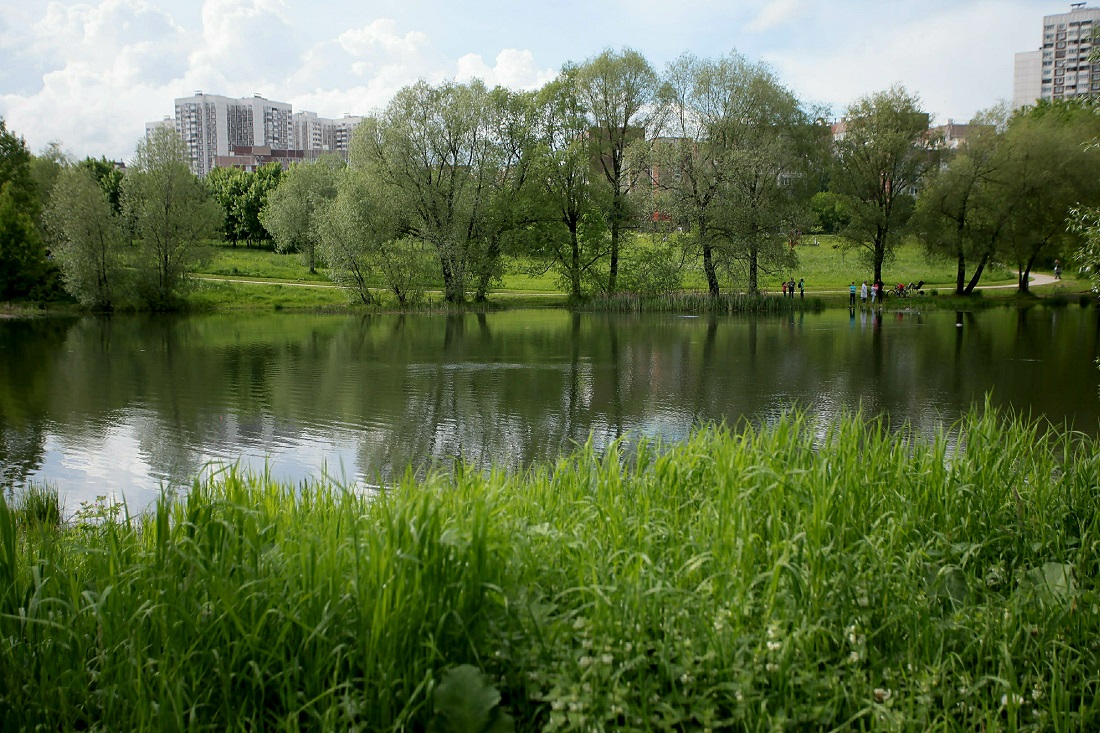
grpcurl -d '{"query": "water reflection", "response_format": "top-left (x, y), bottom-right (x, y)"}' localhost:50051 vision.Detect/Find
top-left (0, 307), bottom-right (1096, 513)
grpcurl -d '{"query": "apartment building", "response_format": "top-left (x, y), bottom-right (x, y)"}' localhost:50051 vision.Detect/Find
top-left (1013, 3), bottom-right (1100, 109)
top-left (292, 111), bottom-right (363, 156)
top-left (171, 92), bottom-right (293, 176)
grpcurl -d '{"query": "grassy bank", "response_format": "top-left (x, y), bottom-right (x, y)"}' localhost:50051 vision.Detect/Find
top-left (3, 405), bottom-right (1098, 731)
top-left (190, 236), bottom-right (1038, 314)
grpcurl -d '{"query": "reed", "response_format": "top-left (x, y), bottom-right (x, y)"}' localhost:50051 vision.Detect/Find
top-left (579, 291), bottom-right (825, 315)
top-left (1, 405), bottom-right (1097, 731)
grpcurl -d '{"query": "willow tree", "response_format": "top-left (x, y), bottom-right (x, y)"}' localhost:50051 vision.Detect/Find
top-left (525, 74), bottom-right (608, 301)
top-left (351, 80), bottom-right (500, 303)
top-left (121, 126), bottom-right (220, 309)
top-left (830, 86), bottom-right (934, 284)
top-left (996, 100), bottom-right (1100, 293)
top-left (261, 156), bottom-right (343, 274)
top-left (654, 52), bottom-right (818, 295)
top-left (912, 109), bottom-right (1007, 295)
top-left (45, 166), bottom-right (125, 309)
top-left (570, 48), bottom-right (663, 294)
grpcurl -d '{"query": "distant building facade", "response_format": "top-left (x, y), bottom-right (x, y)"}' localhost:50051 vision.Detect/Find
top-left (928, 121), bottom-right (988, 149)
top-left (152, 92), bottom-right (365, 176)
top-left (292, 111), bottom-right (363, 156)
top-left (170, 93), bottom-right (293, 176)
top-left (1013, 4), bottom-right (1100, 109)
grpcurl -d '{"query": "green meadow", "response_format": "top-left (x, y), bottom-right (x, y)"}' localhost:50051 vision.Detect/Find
top-left (189, 235), bottom-right (1054, 313)
top-left (3, 404), bottom-right (1098, 731)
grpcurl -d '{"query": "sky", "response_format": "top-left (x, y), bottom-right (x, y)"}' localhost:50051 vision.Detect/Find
top-left (0, 0), bottom-right (1067, 162)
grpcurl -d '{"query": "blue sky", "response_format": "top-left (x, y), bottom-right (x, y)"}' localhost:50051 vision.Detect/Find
top-left (0, 0), bottom-right (1064, 161)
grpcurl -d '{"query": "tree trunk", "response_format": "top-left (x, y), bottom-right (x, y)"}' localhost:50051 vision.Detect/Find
top-left (963, 251), bottom-right (990, 295)
top-left (569, 225), bottom-right (582, 300)
top-left (748, 242), bottom-right (759, 293)
top-left (440, 251), bottom-right (464, 303)
top-left (608, 223), bottom-right (619, 294)
top-left (475, 236), bottom-right (501, 302)
top-left (954, 223), bottom-right (966, 295)
top-left (700, 220), bottom-right (718, 297)
top-left (873, 232), bottom-right (886, 286)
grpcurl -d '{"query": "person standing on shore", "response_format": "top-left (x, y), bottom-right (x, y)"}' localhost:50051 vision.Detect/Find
top-left (849, 282), bottom-right (857, 306)
top-left (798, 278), bottom-right (805, 298)
top-left (860, 280), bottom-right (868, 304)
top-left (782, 280), bottom-right (788, 297)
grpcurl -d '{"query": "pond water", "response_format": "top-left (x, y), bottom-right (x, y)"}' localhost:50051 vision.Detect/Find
top-left (1, 305), bottom-right (1097, 514)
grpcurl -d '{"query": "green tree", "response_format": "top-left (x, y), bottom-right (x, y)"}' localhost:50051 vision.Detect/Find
top-left (76, 157), bottom-right (124, 214)
top-left (122, 126), bottom-right (221, 309)
top-left (471, 87), bottom-right (539, 302)
top-left (997, 100), bottom-right (1100, 293)
top-left (830, 86), bottom-right (934, 284)
top-left (570, 48), bottom-right (664, 294)
top-left (30, 142), bottom-right (71, 222)
top-left (316, 166), bottom-right (434, 306)
top-left (526, 76), bottom-right (608, 301)
top-left (207, 163), bottom-right (283, 247)
top-left (352, 80), bottom-right (499, 303)
top-left (261, 156), bottom-right (342, 274)
top-left (809, 191), bottom-right (849, 234)
top-left (912, 110), bottom-right (1006, 295)
top-left (655, 52), bottom-right (817, 294)
top-left (0, 118), bottom-right (49, 300)
top-left (45, 166), bottom-right (126, 309)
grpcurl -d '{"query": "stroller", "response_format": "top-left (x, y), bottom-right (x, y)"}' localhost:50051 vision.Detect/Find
top-left (893, 280), bottom-right (924, 298)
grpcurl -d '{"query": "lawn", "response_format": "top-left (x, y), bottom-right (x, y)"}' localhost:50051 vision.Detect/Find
top-left (195, 236), bottom-right (1055, 308)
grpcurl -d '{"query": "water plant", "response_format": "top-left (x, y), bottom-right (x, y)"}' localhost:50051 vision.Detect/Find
top-left (1, 405), bottom-right (1097, 731)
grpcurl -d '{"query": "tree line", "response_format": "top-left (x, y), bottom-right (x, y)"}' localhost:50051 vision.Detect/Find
top-left (4, 47), bottom-right (1100, 310)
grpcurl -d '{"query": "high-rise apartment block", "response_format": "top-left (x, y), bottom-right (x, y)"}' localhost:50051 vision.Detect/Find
top-left (155, 92), bottom-right (361, 176)
top-left (1013, 3), bottom-right (1100, 109)
top-left (172, 93), bottom-right (293, 176)
top-left (292, 112), bottom-right (363, 156)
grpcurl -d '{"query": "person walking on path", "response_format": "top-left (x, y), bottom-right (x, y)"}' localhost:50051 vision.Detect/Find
top-left (849, 282), bottom-right (857, 306)
top-left (1054, 259), bottom-right (1062, 279)
top-left (861, 280), bottom-right (868, 304)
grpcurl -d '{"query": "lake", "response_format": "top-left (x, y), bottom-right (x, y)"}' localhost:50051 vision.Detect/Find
top-left (1, 305), bottom-right (1097, 514)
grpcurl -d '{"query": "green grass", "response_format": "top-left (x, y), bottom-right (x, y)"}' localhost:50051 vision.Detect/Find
top-left (196, 236), bottom-right (1029, 307)
top-left (200, 244), bottom-right (331, 283)
top-left (188, 277), bottom-right (354, 311)
top-left (2, 403), bottom-right (1098, 731)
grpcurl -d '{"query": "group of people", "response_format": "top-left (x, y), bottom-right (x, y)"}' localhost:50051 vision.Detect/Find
top-left (848, 280), bottom-right (886, 306)
top-left (780, 277), bottom-right (805, 298)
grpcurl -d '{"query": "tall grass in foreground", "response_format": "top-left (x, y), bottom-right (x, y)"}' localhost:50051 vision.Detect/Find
top-left (580, 292), bottom-right (825, 314)
top-left (1, 407), bottom-right (1098, 731)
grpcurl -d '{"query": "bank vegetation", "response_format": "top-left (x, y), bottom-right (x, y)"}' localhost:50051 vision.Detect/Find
top-left (2, 404), bottom-right (1098, 731)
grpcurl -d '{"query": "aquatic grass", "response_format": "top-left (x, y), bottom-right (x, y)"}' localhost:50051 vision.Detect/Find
top-left (579, 291), bottom-right (825, 314)
top-left (1, 406), bottom-right (1098, 730)
top-left (7, 481), bottom-right (63, 528)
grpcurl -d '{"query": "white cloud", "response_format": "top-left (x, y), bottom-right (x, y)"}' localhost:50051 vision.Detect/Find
top-left (746, 0), bottom-right (810, 33)
top-left (0, 0), bottom-right (1057, 160)
top-left (455, 49), bottom-right (557, 89)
